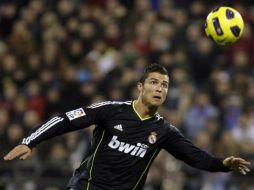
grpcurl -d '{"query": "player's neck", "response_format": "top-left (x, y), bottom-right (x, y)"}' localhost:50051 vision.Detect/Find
top-left (134, 99), bottom-right (158, 119)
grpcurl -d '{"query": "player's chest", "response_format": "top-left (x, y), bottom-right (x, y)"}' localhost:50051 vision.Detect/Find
top-left (104, 117), bottom-right (163, 146)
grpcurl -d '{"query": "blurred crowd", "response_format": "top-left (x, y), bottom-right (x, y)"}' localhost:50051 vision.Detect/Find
top-left (0, 0), bottom-right (254, 189)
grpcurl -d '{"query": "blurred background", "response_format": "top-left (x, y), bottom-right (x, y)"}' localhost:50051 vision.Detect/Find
top-left (0, 0), bottom-right (254, 189)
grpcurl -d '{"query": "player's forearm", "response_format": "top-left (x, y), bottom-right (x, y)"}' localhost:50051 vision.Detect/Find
top-left (207, 157), bottom-right (232, 172)
top-left (166, 129), bottom-right (231, 172)
top-left (186, 151), bottom-right (231, 172)
top-left (171, 144), bottom-right (231, 172)
top-left (21, 115), bottom-right (73, 148)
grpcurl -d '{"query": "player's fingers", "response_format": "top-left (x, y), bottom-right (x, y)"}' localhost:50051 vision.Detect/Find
top-left (19, 151), bottom-right (31, 160)
top-left (238, 166), bottom-right (245, 171)
top-left (239, 165), bottom-right (250, 172)
top-left (233, 157), bottom-right (250, 164)
top-left (231, 158), bottom-right (250, 166)
top-left (4, 149), bottom-right (22, 160)
top-left (239, 160), bottom-right (251, 166)
top-left (239, 167), bottom-right (246, 175)
top-left (4, 146), bottom-right (30, 160)
top-left (238, 165), bottom-right (251, 174)
top-left (237, 157), bottom-right (249, 162)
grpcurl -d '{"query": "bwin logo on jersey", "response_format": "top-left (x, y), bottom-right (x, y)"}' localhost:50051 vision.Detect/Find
top-left (108, 136), bottom-right (148, 158)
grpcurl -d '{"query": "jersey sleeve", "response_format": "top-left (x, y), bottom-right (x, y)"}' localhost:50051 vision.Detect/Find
top-left (21, 102), bottom-right (112, 149)
top-left (162, 123), bottom-right (231, 172)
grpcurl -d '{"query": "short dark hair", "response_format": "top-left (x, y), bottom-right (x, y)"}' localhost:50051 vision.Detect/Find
top-left (139, 63), bottom-right (168, 84)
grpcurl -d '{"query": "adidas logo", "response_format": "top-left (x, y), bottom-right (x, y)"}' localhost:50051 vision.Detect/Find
top-left (114, 124), bottom-right (123, 131)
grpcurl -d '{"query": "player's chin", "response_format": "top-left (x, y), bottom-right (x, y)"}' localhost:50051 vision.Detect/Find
top-left (150, 98), bottom-right (164, 106)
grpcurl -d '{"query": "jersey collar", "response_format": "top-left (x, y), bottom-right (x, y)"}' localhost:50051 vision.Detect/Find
top-left (132, 100), bottom-right (155, 121)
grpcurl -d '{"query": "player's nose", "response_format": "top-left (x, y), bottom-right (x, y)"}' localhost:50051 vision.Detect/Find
top-left (155, 85), bottom-right (162, 92)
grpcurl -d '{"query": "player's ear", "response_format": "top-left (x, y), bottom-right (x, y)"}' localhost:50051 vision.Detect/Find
top-left (137, 82), bottom-right (143, 92)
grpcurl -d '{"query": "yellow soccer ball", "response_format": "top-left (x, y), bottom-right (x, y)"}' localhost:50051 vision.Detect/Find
top-left (205, 7), bottom-right (244, 45)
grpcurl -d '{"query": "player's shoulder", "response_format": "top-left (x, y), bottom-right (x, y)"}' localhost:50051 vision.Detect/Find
top-left (87, 100), bottom-right (132, 110)
top-left (163, 120), bottom-right (180, 133)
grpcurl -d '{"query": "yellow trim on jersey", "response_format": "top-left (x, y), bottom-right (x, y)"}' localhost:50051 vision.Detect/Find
top-left (132, 149), bottom-right (159, 190)
top-left (86, 130), bottom-right (105, 190)
top-left (80, 156), bottom-right (89, 166)
top-left (132, 100), bottom-right (154, 121)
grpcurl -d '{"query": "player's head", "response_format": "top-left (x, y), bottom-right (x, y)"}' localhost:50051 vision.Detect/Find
top-left (138, 63), bottom-right (169, 107)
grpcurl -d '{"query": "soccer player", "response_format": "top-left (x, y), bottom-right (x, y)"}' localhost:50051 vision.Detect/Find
top-left (4, 64), bottom-right (251, 190)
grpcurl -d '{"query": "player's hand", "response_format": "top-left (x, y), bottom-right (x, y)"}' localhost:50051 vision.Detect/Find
top-left (223, 156), bottom-right (251, 175)
top-left (4, 145), bottom-right (32, 161)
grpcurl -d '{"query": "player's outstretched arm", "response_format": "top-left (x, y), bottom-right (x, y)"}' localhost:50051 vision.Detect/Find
top-left (223, 156), bottom-right (251, 175)
top-left (4, 145), bottom-right (32, 161)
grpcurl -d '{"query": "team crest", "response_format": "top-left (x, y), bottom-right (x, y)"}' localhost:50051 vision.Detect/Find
top-left (148, 132), bottom-right (157, 144)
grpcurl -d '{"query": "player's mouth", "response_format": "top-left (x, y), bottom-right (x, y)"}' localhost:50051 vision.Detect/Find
top-left (152, 96), bottom-right (162, 100)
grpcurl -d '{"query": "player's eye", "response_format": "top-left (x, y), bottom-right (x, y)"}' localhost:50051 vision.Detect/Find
top-left (150, 80), bottom-right (157, 85)
top-left (162, 83), bottom-right (168, 88)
